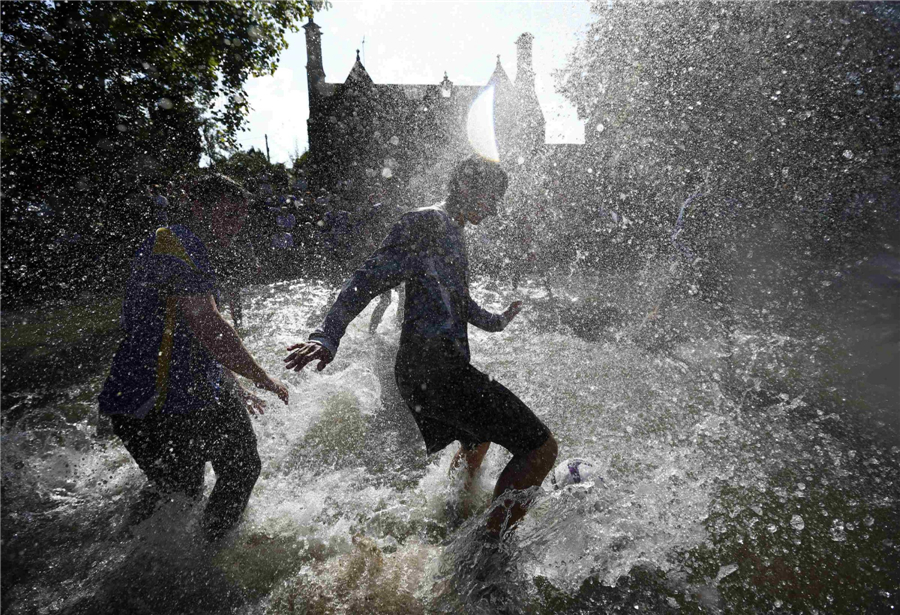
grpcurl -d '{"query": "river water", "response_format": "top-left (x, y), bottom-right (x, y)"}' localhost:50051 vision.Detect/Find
top-left (2, 261), bottom-right (898, 614)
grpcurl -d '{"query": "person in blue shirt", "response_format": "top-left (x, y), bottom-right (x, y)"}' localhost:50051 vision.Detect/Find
top-left (284, 156), bottom-right (558, 540)
top-left (99, 173), bottom-right (288, 542)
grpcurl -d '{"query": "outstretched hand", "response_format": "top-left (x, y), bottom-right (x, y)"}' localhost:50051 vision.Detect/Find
top-left (503, 300), bottom-right (524, 327)
top-left (284, 341), bottom-right (333, 373)
top-left (238, 386), bottom-right (268, 415)
top-left (256, 377), bottom-right (289, 405)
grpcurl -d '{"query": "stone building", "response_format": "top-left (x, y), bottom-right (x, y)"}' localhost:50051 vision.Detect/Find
top-left (302, 17), bottom-right (570, 212)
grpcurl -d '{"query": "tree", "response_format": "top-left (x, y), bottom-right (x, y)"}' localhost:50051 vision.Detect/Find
top-left (557, 1), bottom-right (900, 268)
top-left (1, 0), bottom-right (324, 304)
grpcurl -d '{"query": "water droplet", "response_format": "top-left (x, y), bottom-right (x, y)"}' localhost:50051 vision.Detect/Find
top-left (715, 563), bottom-right (738, 582)
top-left (381, 168), bottom-right (393, 179)
top-left (842, 149), bottom-right (854, 160)
top-left (595, 123), bottom-right (605, 133)
top-left (517, 156), bottom-right (525, 165)
top-left (390, 135), bottom-right (399, 146)
top-left (248, 25), bottom-right (260, 41)
top-left (157, 97), bottom-right (173, 110)
top-left (116, 124), bottom-right (128, 132)
top-left (790, 515), bottom-right (805, 531)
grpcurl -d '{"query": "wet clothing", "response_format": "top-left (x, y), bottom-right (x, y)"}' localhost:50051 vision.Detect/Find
top-left (395, 338), bottom-right (551, 455)
top-left (311, 203), bottom-right (551, 455)
top-left (111, 378), bottom-right (260, 541)
top-left (100, 225), bottom-right (260, 540)
top-left (311, 204), bottom-right (506, 360)
top-left (100, 225), bottom-right (223, 418)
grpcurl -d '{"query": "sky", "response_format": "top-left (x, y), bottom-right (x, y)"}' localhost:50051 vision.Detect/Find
top-left (236, 0), bottom-right (596, 164)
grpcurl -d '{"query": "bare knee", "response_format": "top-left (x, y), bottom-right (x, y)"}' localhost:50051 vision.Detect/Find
top-left (532, 434), bottom-right (558, 474)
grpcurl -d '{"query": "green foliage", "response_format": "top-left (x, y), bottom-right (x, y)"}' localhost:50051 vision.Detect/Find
top-left (0, 0), bottom-right (322, 304)
top-left (213, 147), bottom-right (291, 192)
top-left (1, 295), bottom-right (121, 429)
top-left (291, 148), bottom-right (310, 175)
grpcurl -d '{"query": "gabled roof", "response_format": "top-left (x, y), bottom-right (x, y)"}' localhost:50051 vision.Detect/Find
top-left (486, 55), bottom-right (513, 90)
top-left (345, 50), bottom-right (374, 88)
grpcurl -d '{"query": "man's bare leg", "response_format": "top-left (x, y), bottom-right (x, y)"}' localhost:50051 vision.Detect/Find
top-left (450, 442), bottom-right (491, 517)
top-left (486, 435), bottom-right (558, 538)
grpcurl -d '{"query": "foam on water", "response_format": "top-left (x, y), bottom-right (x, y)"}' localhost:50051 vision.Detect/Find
top-left (2, 275), bottom-right (898, 613)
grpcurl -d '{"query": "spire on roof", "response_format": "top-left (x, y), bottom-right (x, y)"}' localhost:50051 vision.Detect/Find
top-left (487, 53), bottom-right (512, 89)
top-left (345, 48), bottom-right (373, 88)
top-left (440, 71), bottom-right (453, 97)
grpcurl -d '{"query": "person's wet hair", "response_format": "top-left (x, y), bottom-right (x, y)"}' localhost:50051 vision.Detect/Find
top-left (169, 173), bottom-right (249, 223)
top-left (448, 155), bottom-right (509, 200)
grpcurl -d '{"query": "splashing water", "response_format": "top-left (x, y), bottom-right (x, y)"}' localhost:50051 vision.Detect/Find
top-left (2, 271), bottom-right (898, 613)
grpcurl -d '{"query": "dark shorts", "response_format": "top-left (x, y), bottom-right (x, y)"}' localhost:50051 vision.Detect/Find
top-left (110, 378), bottom-right (260, 539)
top-left (395, 340), bottom-right (551, 456)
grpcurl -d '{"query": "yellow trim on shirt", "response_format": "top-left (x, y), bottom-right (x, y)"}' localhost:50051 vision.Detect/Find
top-left (150, 227), bottom-right (199, 411)
top-left (152, 227), bottom-right (198, 270)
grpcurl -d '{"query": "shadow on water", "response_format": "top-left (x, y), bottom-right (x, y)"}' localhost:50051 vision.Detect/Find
top-left (1, 295), bottom-right (122, 430)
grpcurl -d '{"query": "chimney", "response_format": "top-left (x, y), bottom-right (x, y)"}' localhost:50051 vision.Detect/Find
top-left (513, 32), bottom-right (544, 156)
top-left (515, 33), bottom-right (535, 91)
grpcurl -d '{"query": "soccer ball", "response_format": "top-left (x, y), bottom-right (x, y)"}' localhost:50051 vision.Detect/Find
top-left (550, 458), bottom-right (602, 489)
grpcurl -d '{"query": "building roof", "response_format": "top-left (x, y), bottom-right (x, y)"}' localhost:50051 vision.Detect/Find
top-left (345, 51), bottom-right (374, 88)
top-left (486, 55), bottom-right (513, 90)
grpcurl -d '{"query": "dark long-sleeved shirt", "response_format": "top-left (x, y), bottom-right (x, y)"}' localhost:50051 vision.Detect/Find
top-left (310, 204), bottom-right (506, 362)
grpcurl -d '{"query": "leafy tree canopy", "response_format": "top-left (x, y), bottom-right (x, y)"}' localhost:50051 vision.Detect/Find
top-left (557, 1), bottom-right (900, 256)
top-left (1, 0), bottom-right (324, 303)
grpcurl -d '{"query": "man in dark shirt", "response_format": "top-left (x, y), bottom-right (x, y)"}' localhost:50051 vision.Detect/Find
top-left (284, 156), bottom-right (558, 539)
top-left (100, 173), bottom-right (288, 542)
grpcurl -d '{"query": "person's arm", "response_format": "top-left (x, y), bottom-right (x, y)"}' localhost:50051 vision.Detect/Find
top-left (467, 296), bottom-right (523, 332)
top-left (178, 293), bottom-right (288, 404)
top-left (285, 216), bottom-right (415, 372)
top-left (309, 216), bottom-right (413, 355)
top-left (219, 285), bottom-right (243, 327)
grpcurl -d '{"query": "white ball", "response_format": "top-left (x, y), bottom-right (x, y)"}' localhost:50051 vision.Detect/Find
top-left (551, 458), bottom-right (602, 489)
